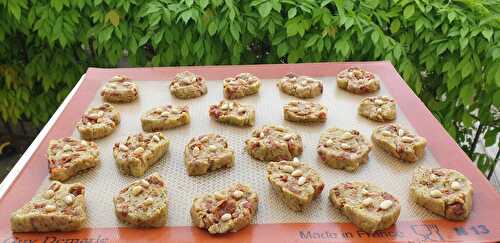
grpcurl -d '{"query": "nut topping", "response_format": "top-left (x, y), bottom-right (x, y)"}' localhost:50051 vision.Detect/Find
top-left (220, 213), bottom-right (232, 222)
top-left (43, 190), bottom-right (55, 199)
top-left (282, 134), bottom-right (292, 140)
top-left (44, 204), bottom-right (57, 212)
top-left (451, 181), bottom-right (461, 191)
top-left (208, 145), bottom-right (217, 152)
top-left (381, 131), bottom-right (392, 136)
top-left (132, 185), bottom-right (143, 196)
top-left (119, 144), bottom-right (129, 152)
top-left (291, 169), bottom-right (303, 177)
top-left (63, 144), bottom-right (72, 152)
top-left (64, 195), bottom-right (74, 205)
top-left (401, 136), bottom-right (414, 143)
top-left (325, 139), bottom-right (334, 146)
top-left (297, 176), bottom-right (306, 185)
top-left (379, 200), bottom-right (393, 210)
top-left (232, 190), bottom-right (244, 199)
top-left (133, 147), bottom-right (145, 155)
top-left (143, 197), bottom-right (154, 206)
top-left (362, 197), bottom-right (373, 206)
top-left (281, 165), bottom-right (294, 173)
top-left (152, 135), bottom-right (160, 142)
top-left (430, 189), bottom-right (442, 198)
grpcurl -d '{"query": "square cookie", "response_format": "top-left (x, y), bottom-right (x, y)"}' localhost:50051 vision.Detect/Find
top-left (283, 100), bottom-right (327, 123)
top-left (76, 103), bottom-right (120, 140)
top-left (267, 159), bottom-right (324, 211)
top-left (113, 132), bottom-right (169, 177)
top-left (372, 123), bottom-right (427, 162)
top-left (277, 73), bottom-right (323, 98)
top-left (141, 105), bottom-right (190, 132)
top-left (100, 75), bottom-right (138, 103)
top-left (114, 173), bottom-right (168, 227)
top-left (184, 134), bottom-right (235, 176)
top-left (223, 72), bottom-right (261, 99)
top-left (11, 181), bottom-right (86, 232)
top-left (170, 71), bottom-right (207, 99)
top-left (191, 183), bottom-right (258, 234)
top-left (337, 67), bottom-right (380, 94)
top-left (47, 137), bottom-right (100, 181)
top-left (209, 100), bottom-right (255, 127)
top-left (245, 125), bottom-right (303, 162)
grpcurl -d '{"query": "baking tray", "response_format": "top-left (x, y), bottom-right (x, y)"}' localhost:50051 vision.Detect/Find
top-left (0, 62), bottom-right (499, 243)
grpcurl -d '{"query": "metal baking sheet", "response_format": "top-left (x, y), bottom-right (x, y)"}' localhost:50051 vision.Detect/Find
top-left (1, 62), bottom-right (499, 243)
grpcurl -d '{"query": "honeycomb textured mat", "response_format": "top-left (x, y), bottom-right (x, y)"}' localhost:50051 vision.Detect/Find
top-left (35, 75), bottom-right (440, 228)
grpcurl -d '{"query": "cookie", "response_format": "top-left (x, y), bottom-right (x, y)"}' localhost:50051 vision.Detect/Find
top-left (372, 123), bottom-right (427, 162)
top-left (410, 167), bottom-right (473, 221)
top-left (267, 159), bottom-right (324, 211)
top-left (191, 183), bottom-right (258, 234)
top-left (141, 105), bottom-right (190, 132)
top-left (11, 181), bottom-right (86, 232)
top-left (358, 96), bottom-right (396, 122)
top-left (283, 100), bottom-right (327, 123)
top-left (76, 103), bottom-right (120, 140)
top-left (114, 173), bottom-right (168, 227)
top-left (337, 67), bottom-right (380, 94)
top-left (113, 132), bottom-right (169, 177)
top-left (170, 71), bottom-right (207, 99)
top-left (329, 182), bottom-right (400, 233)
top-left (277, 73), bottom-right (323, 98)
top-left (100, 75), bottom-right (139, 103)
top-left (317, 128), bottom-right (371, 171)
top-left (209, 100), bottom-right (255, 127)
top-left (223, 73), bottom-right (261, 99)
top-left (184, 134), bottom-right (235, 176)
top-left (245, 125), bottom-right (303, 162)
top-left (47, 137), bottom-right (100, 181)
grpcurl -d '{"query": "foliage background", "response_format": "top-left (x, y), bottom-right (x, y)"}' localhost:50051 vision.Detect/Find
top-left (0, 0), bottom-right (499, 175)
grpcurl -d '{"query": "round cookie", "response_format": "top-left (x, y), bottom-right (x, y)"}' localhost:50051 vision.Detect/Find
top-left (223, 73), bottom-right (261, 99)
top-left (170, 71), bottom-right (207, 99)
top-left (410, 167), bottom-right (473, 221)
top-left (329, 182), bottom-right (400, 233)
top-left (267, 159), bottom-right (324, 211)
top-left (76, 103), bottom-right (120, 140)
top-left (114, 173), bottom-right (168, 227)
top-left (283, 100), bottom-right (327, 123)
top-left (358, 96), bottom-right (396, 122)
top-left (47, 137), bottom-right (100, 181)
top-left (337, 67), bottom-right (380, 94)
top-left (191, 183), bottom-right (258, 234)
top-left (372, 123), bottom-right (427, 162)
top-left (100, 75), bottom-right (139, 103)
top-left (141, 105), bottom-right (190, 132)
top-left (277, 73), bottom-right (323, 98)
top-left (317, 128), bottom-right (371, 171)
top-left (184, 134), bottom-right (235, 176)
top-left (245, 125), bottom-right (303, 162)
top-left (209, 100), bottom-right (255, 127)
top-left (113, 132), bottom-right (169, 177)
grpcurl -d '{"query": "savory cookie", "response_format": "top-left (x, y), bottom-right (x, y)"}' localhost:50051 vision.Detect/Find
top-left (170, 71), bottom-right (207, 99)
top-left (245, 125), bottom-right (303, 162)
top-left (337, 67), bottom-right (380, 94)
top-left (223, 73), bottom-right (261, 99)
top-left (329, 182), bottom-right (400, 233)
top-left (372, 123), bottom-right (427, 162)
top-left (317, 128), bottom-right (371, 171)
top-left (191, 183), bottom-right (258, 234)
top-left (114, 173), bottom-right (168, 227)
top-left (266, 159), bottom-right (324, 211)
top-left (100, 75), bottom-right (139, 103)
top-left (76, 103), bottom-right (120, 140)
top-left (277, 73), bottom-right (323, 98)
top-left (209, 100), bottom-right (255, 127)
top-left (283, 100), bottom-right (327, 123)
top-left (410, 167), bottom-right (473, 221)
top-left (358, 96), bottom-right (396, 122)
top-left (113, 132), bottom-right (169, 177)
top-left (184, 134), bottom-right (235, 176)
top-left (47, 137), bottom-right (100, 181)
top-left (11, 181), bottom-right (86, 232)
top-left (141, 105), bottom-right (190, 132)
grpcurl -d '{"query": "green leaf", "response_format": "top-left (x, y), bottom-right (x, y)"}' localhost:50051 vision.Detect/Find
top-left (288, 8), bottom-right (297, 19)
top-left (484, 128), bottom-right (498, 147)
top-left (459, 84), bottom-right (476, 106)
top-left (277, 42), bottom-right (288, 57)
top-left (230, 23), bottom-right (240, 41)
top-left (105, 10), bottom-right (120, 27)
top-left (208, 21), bottom-right (217, 36)
top-left (51, 0), bottom-right (64, 12)
top-left (371, 31), bottom-right (379, 44)
top-left (462, 112), bottom-right (474, 127)
top-left (305, 35), bottom-right (319, 48)
top-left (198, 0), bottom-right (210, 8)
top-left (403, 5), bottom-right (415, 19)
top-left (390, 19), bottom-right (400, 33)
top-left (258, 2), bottom-right (273, 17)
top-left (481, 29), bottom-right (493, 42)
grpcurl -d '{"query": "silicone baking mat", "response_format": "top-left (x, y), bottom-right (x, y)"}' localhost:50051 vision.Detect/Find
top-left (1, 62), bottom-right (499, 243)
